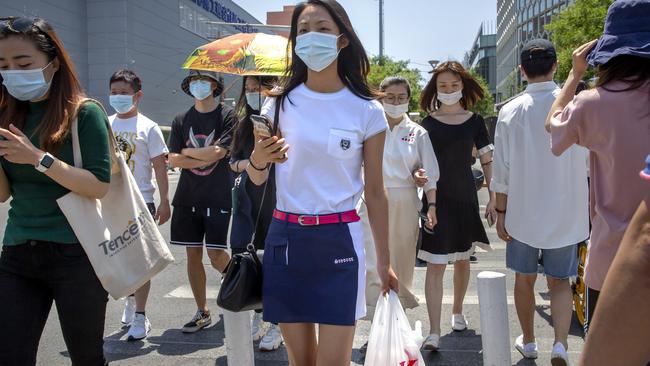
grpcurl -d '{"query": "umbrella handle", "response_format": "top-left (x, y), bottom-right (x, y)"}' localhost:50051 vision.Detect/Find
top-left (221, 78), bottom-right (240, 101)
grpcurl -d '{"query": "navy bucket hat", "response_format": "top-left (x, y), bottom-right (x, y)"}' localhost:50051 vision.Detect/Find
top-left (181, 70), bottom-right (224, 98)
top-left (587, 0), bottom-right (650, 66)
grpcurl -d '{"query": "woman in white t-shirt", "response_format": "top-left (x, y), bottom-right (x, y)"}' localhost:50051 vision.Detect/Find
top-left (360, 76), bottom-right (439, 320)
top-left (246, 1), bottom-right (398, 364)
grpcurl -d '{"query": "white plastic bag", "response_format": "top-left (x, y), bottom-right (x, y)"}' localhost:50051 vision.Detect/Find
top-left (365, 290), bottom-right (425, 366)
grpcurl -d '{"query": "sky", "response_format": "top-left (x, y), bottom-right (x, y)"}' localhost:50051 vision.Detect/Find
top-left (233, 0), bottom-right (497, 80)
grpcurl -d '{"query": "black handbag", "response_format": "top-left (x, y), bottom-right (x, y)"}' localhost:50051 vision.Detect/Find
top-left (217, 243), bottom-right (263, 311)
top-left (216, 97), bottom-right (281, 312)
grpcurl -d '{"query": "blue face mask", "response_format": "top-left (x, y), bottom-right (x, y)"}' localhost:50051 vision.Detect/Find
top-left (109, 94), bottom-right (135, 114)
top-left (245, 92), bottom-right (264, 111)
top-left (189, 80), bottom-right (213, 100)
top-left (295, 32), bottom-right (341, 72)
top-left (0, 62), bottom-right (53, 101)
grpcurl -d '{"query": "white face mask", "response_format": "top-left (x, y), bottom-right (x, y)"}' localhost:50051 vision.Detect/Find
top-left (190, 80), bottom-right (213, 100)
top-left (437, 89), bottom-right (463, 106)
top-left (245, 92), bottom-right (264, 111)
top-left (383, 102), bottom-right (409, 119)
top-left (295, 32), bottom-right (341, 72)
top-left (109, 94), bottom-right (135, 114)
top-left (0, 62), bottom-right (53, 101)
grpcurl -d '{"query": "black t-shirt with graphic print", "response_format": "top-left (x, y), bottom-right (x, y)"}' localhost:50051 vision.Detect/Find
top-left (169, 104), bottom-right (236, 209)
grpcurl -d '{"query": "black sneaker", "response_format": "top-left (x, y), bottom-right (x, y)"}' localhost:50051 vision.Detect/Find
top-left (182, 310), bottom-right (212, 333)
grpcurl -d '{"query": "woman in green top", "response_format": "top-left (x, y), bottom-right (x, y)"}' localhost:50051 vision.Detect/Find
top-left (0, 17), bottom-right (112, 365)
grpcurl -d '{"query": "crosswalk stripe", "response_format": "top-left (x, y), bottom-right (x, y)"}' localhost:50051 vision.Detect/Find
top-left (163, 285), bottom-right (551, 306)
top-left (411, 293), bottom-right (550, 306)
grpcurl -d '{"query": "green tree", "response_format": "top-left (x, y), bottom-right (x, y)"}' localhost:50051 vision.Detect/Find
top-left (368, 56), bottom-right (423, 112)
top-left (546, 0), bottom-right (613, 81)
top-left (469, 70), bottom-right (496, 118)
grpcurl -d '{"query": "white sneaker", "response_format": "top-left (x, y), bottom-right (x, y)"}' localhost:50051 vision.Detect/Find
top-left (127, 313), bottom-right (151, 341)
top-left (515, 334), bottom-right (538, 359)
top-left (121, 296), bottom-right (136, 325)
top-left (551, 342), bottom-right (570, 366)
top-left (251, 312), bottom-right (267, 342)
top-left (422, 333), bottom-right (440, 351)
top-left (452, 314), bottom-right (468, 331)
top-left (259, 324), bottom-right (283, 351)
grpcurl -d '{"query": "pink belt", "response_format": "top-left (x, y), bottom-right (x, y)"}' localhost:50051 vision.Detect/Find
top-left (272, 209), bottom-right (360, 226)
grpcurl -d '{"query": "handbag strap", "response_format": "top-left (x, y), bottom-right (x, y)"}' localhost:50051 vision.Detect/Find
top-left (71, 98), bottom-right (121, 170)
top-left (247, 96), bottom-right (281, 251)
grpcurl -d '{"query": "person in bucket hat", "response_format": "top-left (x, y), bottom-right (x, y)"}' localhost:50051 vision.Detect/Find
top-left (168, 68), bottom-right (236, 333)
top-left (578, 174), bottom-right (650, 365)
top-left (545, 0), bottom-right (650, 336)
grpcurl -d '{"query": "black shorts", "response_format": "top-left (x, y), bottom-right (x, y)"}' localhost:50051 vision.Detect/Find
top-left (170, 206), bottom-right (230, 250)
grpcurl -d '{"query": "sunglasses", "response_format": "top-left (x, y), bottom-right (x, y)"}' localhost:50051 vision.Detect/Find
top-left (0, 17), bottom-right (42, 34)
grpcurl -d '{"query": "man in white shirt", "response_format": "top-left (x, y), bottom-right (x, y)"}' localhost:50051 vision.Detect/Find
top-left (108, 69), bottom-right (170, 341)
top-left (491, 40), bottom-right (589, 366)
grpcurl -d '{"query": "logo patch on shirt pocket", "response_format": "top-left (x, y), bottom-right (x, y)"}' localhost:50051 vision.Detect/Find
top-left (327, 129), bottom-right (359, 159)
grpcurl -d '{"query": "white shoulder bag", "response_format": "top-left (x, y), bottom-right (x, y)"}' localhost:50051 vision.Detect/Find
top-left (56, 99), bottom-right (174, 299)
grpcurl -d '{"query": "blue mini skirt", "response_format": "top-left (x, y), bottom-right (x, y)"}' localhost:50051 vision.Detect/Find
top-left (262, 217), bottom-right (366, 326)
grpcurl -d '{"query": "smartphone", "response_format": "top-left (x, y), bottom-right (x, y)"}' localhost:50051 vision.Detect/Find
top-left (418, 212), bottom-right (435, 234)
top-left (250, 114), bottom-right (273, 138)
top-left (486, 213), bottom-right (495, 227)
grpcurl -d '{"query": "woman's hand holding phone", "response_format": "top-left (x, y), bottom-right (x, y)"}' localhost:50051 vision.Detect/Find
top-left (250, 128), bottom-right (289, 166)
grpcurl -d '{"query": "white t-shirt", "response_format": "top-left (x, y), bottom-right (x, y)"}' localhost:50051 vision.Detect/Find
top-left (109, 112), bottom-right (169, 203)
top-left (262, 84), bottom-right (388, 214)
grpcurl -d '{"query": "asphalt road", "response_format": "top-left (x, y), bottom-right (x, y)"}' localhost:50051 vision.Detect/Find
top-left (0, 171), bottom-right (585, 365)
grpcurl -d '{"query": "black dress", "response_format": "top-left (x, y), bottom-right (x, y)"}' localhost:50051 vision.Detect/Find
top-left (418, 113), bottom-right (491, 264)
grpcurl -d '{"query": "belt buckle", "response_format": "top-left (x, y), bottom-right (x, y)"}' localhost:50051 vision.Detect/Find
top-left (298, 215), bottom-right (319, 226)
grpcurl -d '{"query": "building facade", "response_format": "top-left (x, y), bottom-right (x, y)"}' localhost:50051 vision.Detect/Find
top-left (1, 0), bottom-right (266, 126)
top-left (266, 5), bottom-right (295, 38)
top-left (496, 0), bottom-right (574, 102)
top-left (464, 23), bottom-right (497, 97)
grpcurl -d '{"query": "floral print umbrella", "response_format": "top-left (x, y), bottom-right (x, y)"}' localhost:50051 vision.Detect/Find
top-left (182, 32), bottom-right (289, 76)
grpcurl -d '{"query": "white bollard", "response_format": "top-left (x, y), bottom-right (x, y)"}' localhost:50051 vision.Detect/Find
top-left (223, 309), bottom-right (255, 366)
top-left (477, 271), bottom-right (511, 366)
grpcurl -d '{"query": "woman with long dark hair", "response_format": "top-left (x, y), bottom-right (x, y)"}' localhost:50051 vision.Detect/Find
top-left (0, 17), bottom-right (111, 365)
top-left (229, 75), bottom-right (284, 351)
top-left (418, 61), bottom-right (495, 350)
top-left (546, 0), bottom-right (650, 333)
top-left (245, 1), bottom-right (398, 364)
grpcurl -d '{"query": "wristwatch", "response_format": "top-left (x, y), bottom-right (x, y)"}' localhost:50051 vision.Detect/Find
top-left (35, 152), bottom-right (55, 173)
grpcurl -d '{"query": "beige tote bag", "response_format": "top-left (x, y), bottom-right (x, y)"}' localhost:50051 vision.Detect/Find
top-left (57, 100), bottom-right (174, 299)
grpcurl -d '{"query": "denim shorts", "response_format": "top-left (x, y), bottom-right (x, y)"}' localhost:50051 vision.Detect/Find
top-left (506, 238), bottom-right (578, 279)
